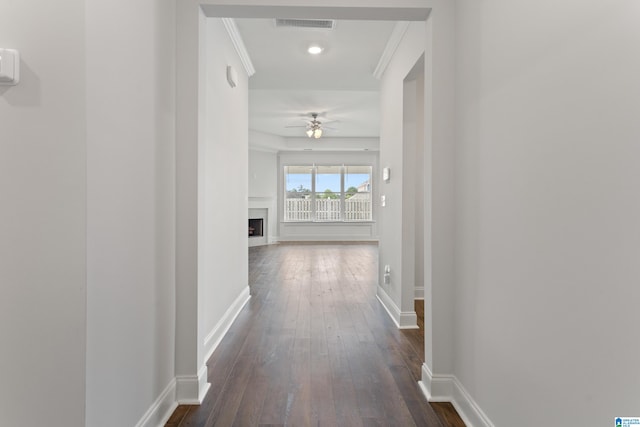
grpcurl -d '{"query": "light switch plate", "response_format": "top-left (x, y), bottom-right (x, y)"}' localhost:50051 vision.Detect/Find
top-left (0, 49), bottom-right (20, 85)
top-left (382, 167), bottom-right (390, 182)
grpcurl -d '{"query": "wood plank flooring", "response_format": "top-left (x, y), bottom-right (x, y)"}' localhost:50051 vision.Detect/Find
top-left (166, 243), bottom-right (464, 427)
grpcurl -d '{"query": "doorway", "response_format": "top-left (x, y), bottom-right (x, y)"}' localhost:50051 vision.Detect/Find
top-left (174, 1), bottom-right (435, 407)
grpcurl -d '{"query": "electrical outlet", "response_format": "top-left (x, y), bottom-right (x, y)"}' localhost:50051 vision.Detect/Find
top-left (383, 265), bottom-right (391, 285)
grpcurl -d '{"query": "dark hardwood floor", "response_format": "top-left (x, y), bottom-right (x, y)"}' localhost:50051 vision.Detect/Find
top-left (166, 243), bottom-right (464, 427)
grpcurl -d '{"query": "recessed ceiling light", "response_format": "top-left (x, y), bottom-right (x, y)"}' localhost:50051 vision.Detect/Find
top-left (307, 45), bottom-right (323, 55)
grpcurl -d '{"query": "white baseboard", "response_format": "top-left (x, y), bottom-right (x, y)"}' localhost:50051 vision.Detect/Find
top-left (176, 365), bottom-right (211, 404)
top-left (278, 236), bottom-right (379, 242)
top-left (419, 363), bottom-right (495, 427)
top-left (137, 288), bottom-right (251, 422)
top-left (174, 287), bottom-right (250, 405)
top-left (135, 379), bottom-right (178, 427)
top-left (414, 286), bottom-right (424, 299)
top-left (376, 286), bottom-right (419, 329)
top-left (204, 286), bottom-right (251, 362)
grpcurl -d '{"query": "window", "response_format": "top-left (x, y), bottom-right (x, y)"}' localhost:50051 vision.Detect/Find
top-left (315, 165), bottom-right (341, 221)
top-left (344, 165), bottom-right (372, 221)
top-left (284, 165), bottom-right (313, 221)
top-left (284, 165), bottom-right (372, 222)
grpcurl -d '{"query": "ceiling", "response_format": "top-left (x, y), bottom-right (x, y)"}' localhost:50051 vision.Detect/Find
top-left (234, 18), bottom-right (398, 142)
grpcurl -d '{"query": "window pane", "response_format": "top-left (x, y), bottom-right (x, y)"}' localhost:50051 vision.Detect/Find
top-left (345, 166), bottom-right (372, 221)
top-left (283, 165), bottom-right (372, 222)
top-left (284, 165), bottom-right (312, 221)
top-left (315, 166), bottom-right (341, 221)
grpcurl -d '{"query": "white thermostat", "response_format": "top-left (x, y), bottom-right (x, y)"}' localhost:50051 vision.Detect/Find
top-left (0, 49), bottom-right (20, 85)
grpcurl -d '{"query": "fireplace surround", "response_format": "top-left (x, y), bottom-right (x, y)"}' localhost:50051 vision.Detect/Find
top-left (248, 218), bottom-right (263, 237)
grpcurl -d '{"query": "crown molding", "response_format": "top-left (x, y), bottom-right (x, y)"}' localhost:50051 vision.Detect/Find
top-left (221, 18), bottom-right (256, 77)
top-left (373, 21), bottom-right (410, 80)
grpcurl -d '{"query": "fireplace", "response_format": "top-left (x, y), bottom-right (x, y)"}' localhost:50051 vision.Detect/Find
top-left (248, 218), bottom-right (264, 237)
top-left (248, 206), bottom-right (270, 247)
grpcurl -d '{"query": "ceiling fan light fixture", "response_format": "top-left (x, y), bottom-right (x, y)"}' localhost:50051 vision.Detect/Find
top-left (306, 128), bottom-right (322, 139)
top-left (300, 113), bottom-right (324, 139)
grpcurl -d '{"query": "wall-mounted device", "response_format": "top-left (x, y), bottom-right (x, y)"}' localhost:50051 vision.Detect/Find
top-left (226, 65), bottom-right (237, 88)
top-left (0, 49), bottom-right (20, 86)
top-left (382, 167), bottom-right (391, 183)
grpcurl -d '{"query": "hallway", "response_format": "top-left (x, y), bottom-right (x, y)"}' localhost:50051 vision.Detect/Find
top-left (166, 243), bottom-right (459, 426)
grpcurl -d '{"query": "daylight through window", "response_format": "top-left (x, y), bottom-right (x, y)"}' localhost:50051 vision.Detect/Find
top-left (284, 165), bottom-right (372, 222)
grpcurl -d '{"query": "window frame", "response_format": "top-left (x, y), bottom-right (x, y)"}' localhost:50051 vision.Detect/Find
top-left (283, 164), bottom-right (373, 223)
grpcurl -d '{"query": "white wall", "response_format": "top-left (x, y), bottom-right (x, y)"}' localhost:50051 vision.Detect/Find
top-left (85, 0), bottom-right (177, 425)
top-left (2, 1), bottom-right (178, 425)
top-left (377, 2), bottom-right (457, 406)
top-left (411, 70), bottom-right (426, 300)
top-left (403, 66), bottom-right (426, 303)
top-left (453, 1), bottom-right (640, 425)
top-left (401, 77), bottom-right (418, 317)
top-left (175, 7), bottom-right (251, 404)
top-left (200, 15), bottom-right (251, 373)
top-left (424, 0), bottom-right (456, 384)
top-left (0, 2), bottom-right (87, 425)
top-left (378, 22), bottom-right (427, 328)
top-left (175, 0), bottom-right (202, 402)
top-left (249, 148), bottom-right (278, 199)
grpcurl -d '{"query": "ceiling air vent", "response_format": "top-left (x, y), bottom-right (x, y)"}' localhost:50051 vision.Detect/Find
top-left (275, 19), bottom-right (336, 30)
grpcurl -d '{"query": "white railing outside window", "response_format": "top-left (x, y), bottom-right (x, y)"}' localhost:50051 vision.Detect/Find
top-left (284, 199), bottom-right (312, 221)
top-left (314, 199), bottom-right (341, 221)
top-left (284, 198), bottom-right (372, 222)
top-left (345, 198), bottom-right (372, 221)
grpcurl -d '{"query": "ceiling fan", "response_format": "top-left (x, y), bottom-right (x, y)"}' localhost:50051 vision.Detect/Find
top-left (286, 113), bottom-right (337, 139)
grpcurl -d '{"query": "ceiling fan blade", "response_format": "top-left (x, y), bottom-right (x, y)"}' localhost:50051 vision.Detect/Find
top-left (285, 125), bottom-right (308, 128)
